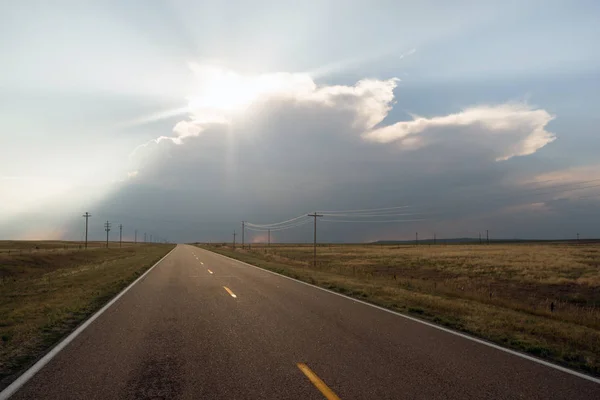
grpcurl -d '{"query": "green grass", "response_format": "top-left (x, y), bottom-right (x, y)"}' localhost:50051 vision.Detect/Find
top-left (197, 243), bottom-right (600, 376)
top-left (0, 243), bottom-right (174, 389)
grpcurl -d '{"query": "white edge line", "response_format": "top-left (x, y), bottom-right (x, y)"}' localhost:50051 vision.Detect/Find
top-left (0, 246), bottom-right (178, 400)
top-left (203, 248), bottom-right (600, 385)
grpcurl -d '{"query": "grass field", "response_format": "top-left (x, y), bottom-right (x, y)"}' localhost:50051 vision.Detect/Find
top-left (0, 242), bottom-right (175, 388)
top-left (198, 242), bottom-right (600, 375)
top-left (0, 240), bottom-right (140, 255)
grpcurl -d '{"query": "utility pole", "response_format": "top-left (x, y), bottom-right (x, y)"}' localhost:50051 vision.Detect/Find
top-left (150, 234), bottom-right (153, 243)
top-left (577, 233), bottom-right (580, 244)
top-left (233, 231), bottom-right (237, 249)
top-left (486, 230), bottom-right (489, 245)
top-left (415, 232), bottom-right (418, 246)
top-left (433, 233), bottom-right (436, 245)
top-left (82, 212), bottom-right (91, 249)
top-left (268, 229), bottom-right (271, 247)
top-left (308, 213), bottom-right (323, 267)
top-left (135, 229), bottom-right (137, 245)
top-left (104, 221), bottom-right (111, 248)
top-left (144, 232), bottom-right (147, 243)
top-left (119, 224), bottom-right (123, 248)
top-left (241, 221), bottom-right (245, 249)
top-left (479, 232), bottom-right (482, 245)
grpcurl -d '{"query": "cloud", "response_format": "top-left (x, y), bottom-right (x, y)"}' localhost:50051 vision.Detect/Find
top-left (528, 165), bottom-right (600, 183)
top-left (134, 65), bottom-right (555, 169)
top-left (131, 64), bottom-right (400, 161)
top-left (9, 64), bottom-right (595, 243)
top-left (96, 65), bottom-right (580, 243)
top-left (363, 103), bottom-right (556, 161)
top-left (523, 165), bottom-right (600, 201)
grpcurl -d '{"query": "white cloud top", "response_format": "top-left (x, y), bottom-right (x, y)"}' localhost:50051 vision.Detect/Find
top-left (153, 64), bottom-right (556, 163)
top-left (363, 103), bottom-right (556, 161)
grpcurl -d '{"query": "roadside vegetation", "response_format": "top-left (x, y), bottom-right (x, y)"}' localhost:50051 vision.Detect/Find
top-left (198, 242), bottom-right (600, 376)
top-left (0, 242), bottom-right (174, 389)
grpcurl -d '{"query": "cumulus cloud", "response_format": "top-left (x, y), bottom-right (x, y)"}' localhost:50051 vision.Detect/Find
top-left (135, 64), bottom-right (556, 170)
top-left (363, 103), bottom-right (556, 161)
top-left (131, 64), bottom-right (401, 165)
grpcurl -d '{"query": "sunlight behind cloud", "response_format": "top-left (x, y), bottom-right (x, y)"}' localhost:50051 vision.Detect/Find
top-left (187, 63), bottom-right (315, 113)
top-left (133, 64), bottom-right (557, 170)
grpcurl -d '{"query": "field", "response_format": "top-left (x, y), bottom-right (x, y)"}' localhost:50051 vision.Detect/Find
top-left (198, 242), bottom-right (600, 375)
top-left (0, 242), bottom-right (175, 388)
top-left (0, 240), bottom-right (140, 255)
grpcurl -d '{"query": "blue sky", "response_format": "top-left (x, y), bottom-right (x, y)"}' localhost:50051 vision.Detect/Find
top-left (1, 1), bottom-right (599, 242)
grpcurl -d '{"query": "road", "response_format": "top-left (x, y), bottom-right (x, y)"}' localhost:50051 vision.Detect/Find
top-left (7, 244), bottom-right (600, 399)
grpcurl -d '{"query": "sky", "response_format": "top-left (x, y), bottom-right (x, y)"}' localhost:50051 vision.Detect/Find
top-left (1, 0), bottom-right (600, 243)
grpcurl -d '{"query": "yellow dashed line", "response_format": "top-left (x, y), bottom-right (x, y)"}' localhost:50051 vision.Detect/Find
top-left (297, 363), bottom-right (341, 400)
top-left (223, 286), bottom-right (237, 298)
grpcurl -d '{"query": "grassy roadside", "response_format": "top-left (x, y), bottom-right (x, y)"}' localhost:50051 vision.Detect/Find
top-left (197, 244), bottom-right (600, 376)
top-left (0, 244), bottom-right (175, 389)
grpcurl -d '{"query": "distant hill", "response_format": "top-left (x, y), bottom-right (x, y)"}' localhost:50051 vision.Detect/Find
top-left (370, 238), bottom-right (600, 245)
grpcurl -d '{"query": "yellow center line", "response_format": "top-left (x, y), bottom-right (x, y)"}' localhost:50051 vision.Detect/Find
top-left (208, 269), bottom-right (213, 274)
top-left (297, 363), bottom-right (341, 400)
top-left (200, 262), bottom-right (204, 265)
top-left (223, 286), bottom-right (237, 298)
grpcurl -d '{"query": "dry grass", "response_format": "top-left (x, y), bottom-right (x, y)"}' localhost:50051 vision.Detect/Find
top-left (0, 240), bottom-right (139, 255)
top-left (198, 243), bottom-right (600, 376)
top-left (0, 243), bottom-right (174, 389)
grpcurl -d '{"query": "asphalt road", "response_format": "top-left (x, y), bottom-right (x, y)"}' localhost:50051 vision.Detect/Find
top-left (8, 244), bottom-right (600, 399)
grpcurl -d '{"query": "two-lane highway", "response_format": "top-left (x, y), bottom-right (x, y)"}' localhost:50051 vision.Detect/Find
top-left (6, 244), bottom-right (600, 399)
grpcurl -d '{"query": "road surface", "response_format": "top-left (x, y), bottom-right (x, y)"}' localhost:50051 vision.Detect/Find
top-left (6, 244), bottom-right (600, 399)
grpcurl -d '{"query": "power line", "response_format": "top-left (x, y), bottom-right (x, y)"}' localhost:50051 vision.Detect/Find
top-left (82, 212), bottom-right (91, 249)
top-left (242, 221), bottom-right (245, 249)
top-left (319, 212), bottom-right (422, 217)
top-left (321, 218), bottom-right (428, 223)
top-left (245, 214), bottom-right (308, 228)
top-left (245, 218), bottom-right (312, 231)
top-left (318, 205), bottom-right (412, 214)
top-left (308, 213), bottom-right (323, 267)
top-left (104, 221), bottom-right (111, 248)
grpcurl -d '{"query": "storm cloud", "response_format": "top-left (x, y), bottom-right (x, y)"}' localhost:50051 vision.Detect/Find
top-left (59, 66), bottom-right (597, 244)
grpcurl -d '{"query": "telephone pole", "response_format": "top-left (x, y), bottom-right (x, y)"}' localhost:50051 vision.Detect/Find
top-left (415, 232), bottom-right (418, 246)
top-left (144, 232), bottom-right (147, 243)
top-left (479, 232), bottom-right (482, 245)
top-left (135, 230), bottom-right (137, 245)
top-left (233, 231), bottom-right (237, 249)
top-left (433, 233), bottom-right (436, 245)
top-left (308, 213), bottom-right (323, 267)
top-left (241, 221), bottom-right (245, 249)
top-left (119, 224), bottom-right (123, 248)
top-left (486, 230), bottom-right (489, 245)
top-left (150, 234), bottom-right (153, 243)
top-left (104, 221), bottom-right (111, 248)
top-left (268, 229), bottom-right (271, 247)
top-left (82, 212), bottom-right (91, 249)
